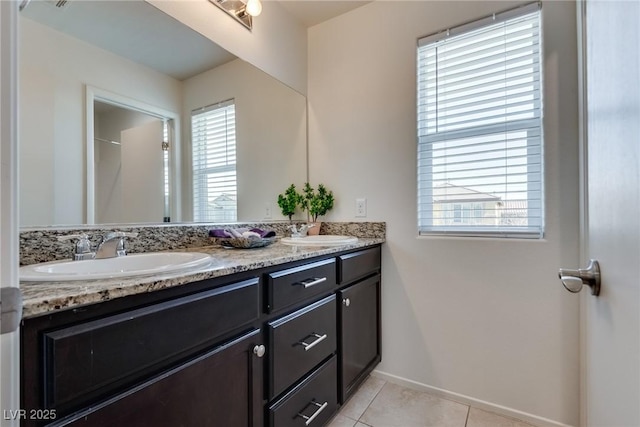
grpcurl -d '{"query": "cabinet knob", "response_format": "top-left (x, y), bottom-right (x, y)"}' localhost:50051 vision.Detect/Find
top-left (253, 344), bottom-right (266, 358)
top-left (342, 298), bottom-right (350, 307)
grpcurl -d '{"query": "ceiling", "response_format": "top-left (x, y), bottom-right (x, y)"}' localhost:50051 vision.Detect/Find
top-left (277, 1), bottom-right (371, 28)
top-left (20, 0), bottom-right (370, 81)
top-left (21, 0), bottom-right (236, 81)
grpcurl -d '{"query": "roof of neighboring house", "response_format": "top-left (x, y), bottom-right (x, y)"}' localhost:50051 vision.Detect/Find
top-left (210, 193), bottom-right (236, 209)
top-left (212, 194), bottom-right (235, 202)
top-left (432, 183), bottom-right (502, 203)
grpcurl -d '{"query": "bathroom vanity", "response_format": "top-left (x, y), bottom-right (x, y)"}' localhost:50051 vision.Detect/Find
top-left (19, 236), bottom-right (382, 427)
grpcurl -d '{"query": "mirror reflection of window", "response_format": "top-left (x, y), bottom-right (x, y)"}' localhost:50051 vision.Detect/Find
top-left (191, 100), bottom-right (238, 222)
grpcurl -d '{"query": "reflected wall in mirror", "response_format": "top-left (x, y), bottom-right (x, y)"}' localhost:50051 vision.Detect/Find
top-left (18, 0), bottom-right (307, 227)
top-left (93, 99), bottom-right (172, 224)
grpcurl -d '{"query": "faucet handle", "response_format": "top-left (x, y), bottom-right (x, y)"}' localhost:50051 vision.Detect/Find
top-left (57, 234), bottom-right (94, 260)
top-left (103, 231), bottom-right (139, 240)
top-left (288, 224), bottom-right (304, 238)
top-left (291, 223), bottom-right (314, 237)
top-left (57, 233), bottom-right (89, 242)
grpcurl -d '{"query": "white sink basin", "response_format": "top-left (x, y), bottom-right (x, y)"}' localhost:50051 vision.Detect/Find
top-left (19, 252), bottom-right (213, 282)
top-left (280, 235), bottom-right (358, 247)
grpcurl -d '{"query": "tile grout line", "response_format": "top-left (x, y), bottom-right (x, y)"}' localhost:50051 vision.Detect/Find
top-left (464, 404), bottom-right (471, 427)
top-left (355, 380), bottom-right (388, 426)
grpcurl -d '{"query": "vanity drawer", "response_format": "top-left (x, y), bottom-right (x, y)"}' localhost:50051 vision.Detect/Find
top-left (268, 355), bottom-right (338, 427)
top-left (268, 294), bottom-right (336, 399)
top-left (42, 278), bottom-right (260, 413)
top-left (338, 246), bottom-right (381, 284)
top-left (267, 258), bottom-right (336, 313)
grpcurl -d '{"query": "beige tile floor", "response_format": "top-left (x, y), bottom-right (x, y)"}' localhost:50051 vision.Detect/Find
top-left (328, 377), bottom-right (536, 427)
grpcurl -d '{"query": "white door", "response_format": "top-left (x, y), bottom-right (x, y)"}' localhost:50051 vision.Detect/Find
top-left (0, 1), bottom-right (21, 426)
top-left (120, 120), bottom-right (165, 223)
top-left (579, 0), bottom-right (640, 425)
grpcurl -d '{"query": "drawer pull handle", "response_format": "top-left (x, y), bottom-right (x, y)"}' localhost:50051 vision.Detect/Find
top-left (295, 277), bottom-right (327, 288)
top-left (298, 333), bottom-right (327, 351)
top-left (297, 400), bottom-right (328, 426)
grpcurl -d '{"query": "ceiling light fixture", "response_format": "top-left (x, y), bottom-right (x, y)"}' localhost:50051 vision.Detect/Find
top-left (245, 0), bottom-right (262, 17)
top-left (209, 0), bottom-right (262, 31)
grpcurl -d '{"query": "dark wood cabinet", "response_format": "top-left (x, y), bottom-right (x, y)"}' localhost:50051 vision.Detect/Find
top-left (338, 247), bottom-right (381, 285)
top-left (42, 279), bottom-right (260, 414)
top-left (268, 295), bottom-right (337, 399)
top-left (268, 356), bottom-right (338, 427)
top-left (266, 258), bottom-right (337, 314)
top-left (21, 244), bottom-right (382, 427)
top-left (338, 274), bottom-right (381, 403)
top-left (52, 329), bottom-right (264, 427)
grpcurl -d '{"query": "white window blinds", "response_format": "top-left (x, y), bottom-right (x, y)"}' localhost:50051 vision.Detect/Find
top-left (191, 100), bottom-right (237, 222)
top-left (417, 2), bottom-right (543, 238)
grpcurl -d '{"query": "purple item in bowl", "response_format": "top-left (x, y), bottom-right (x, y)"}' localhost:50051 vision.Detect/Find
top-left (209, 228), bottom-right (275, 238)
top-left (250, 228), bottom-right (276, 238)
top-left (209, 229), bottom-right (232, 238)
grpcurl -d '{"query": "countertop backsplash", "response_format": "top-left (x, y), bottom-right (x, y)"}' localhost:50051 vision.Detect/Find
top-left (19, 221), bottom-right (386, 266)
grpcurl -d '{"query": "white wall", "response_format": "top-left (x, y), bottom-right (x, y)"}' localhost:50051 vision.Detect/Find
top-left (148, 0), bottom-right (308, 96)
top-left (19, 17), bottom-right (182, 226)
top-left (308, 1), bottom-right (580, 425)
top-left (182, 58), bottom-right (307, 221)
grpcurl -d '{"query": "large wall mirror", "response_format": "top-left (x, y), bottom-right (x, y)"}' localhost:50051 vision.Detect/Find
top-left (18, 0), bottom-right (307, 227)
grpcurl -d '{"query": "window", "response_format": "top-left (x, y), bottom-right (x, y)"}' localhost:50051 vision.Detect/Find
top-left (417, 2), bottom-right (543, 238)
top-left (474, 203), bottom-right (483, 220)
top-left (453, 204), bottom-right (462, 223)
top-left (191, 100), bottom-right (237, 222)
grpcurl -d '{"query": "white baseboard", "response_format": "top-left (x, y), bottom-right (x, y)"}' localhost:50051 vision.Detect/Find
top-left (371, 370), bottom-right (575, 427)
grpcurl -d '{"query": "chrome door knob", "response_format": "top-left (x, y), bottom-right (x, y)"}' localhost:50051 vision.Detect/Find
top-left (253, 344), bottom-right (266, 358)
top-left (342, 298), bottom-right (350, 307)
top-left (558, 259), bottom-right (601, 296)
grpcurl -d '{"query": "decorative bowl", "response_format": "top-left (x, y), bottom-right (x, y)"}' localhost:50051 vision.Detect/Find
top-left (216, 236), bottom-right (276, 249)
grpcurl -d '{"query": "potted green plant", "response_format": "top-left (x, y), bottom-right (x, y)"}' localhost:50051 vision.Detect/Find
top-left (300, 182), bottom-right (334, 235)
top-left (277, 184), bottom-right (302, 221)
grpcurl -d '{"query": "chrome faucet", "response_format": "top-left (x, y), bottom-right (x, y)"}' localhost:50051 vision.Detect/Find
top-left (58, 231), bottom-right (138, 260)
top-left (288, 224), bottom-right (315, 238)
top-left (95, 232), bottom-right (139, 259)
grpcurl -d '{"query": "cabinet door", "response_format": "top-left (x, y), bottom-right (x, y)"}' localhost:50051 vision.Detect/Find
top-left (338, 275), bottom-right (381, 403)
top-left (41, 278), bottom-right (260, 415)
top-left (54, 329), bottom-right (265, 427)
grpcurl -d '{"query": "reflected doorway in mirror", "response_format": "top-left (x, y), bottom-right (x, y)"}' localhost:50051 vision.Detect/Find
top-left (87, 86), bottom-right (182, 225)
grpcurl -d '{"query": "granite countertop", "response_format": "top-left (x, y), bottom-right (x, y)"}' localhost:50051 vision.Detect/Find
top-left (20, 238), bottom-right (384, 319)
